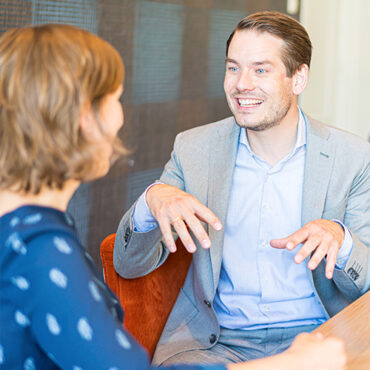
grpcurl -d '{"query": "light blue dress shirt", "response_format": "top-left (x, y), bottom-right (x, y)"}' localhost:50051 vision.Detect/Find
top-left (132, 108), bottom-right (352, 330)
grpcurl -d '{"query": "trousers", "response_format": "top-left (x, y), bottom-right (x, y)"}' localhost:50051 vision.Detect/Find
top-left (161, 324), bottom-right (319, 366)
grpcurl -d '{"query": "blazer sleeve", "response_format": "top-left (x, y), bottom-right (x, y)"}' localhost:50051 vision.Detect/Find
top-left (332, 158), bottom-right (370, 299)
top-left (114, 133), bottom-right (185, 278)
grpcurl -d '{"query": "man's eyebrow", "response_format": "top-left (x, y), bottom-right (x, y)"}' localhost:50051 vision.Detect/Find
top-left (225, 59), bottom-right (274, 67)
top-left (251, 61), bottom-right (273, 66)
top-left (225, 58), bottom-right (239, 64)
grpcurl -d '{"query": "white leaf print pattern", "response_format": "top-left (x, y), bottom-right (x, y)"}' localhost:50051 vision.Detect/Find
top-left (10, 217), bottom-right (20, 227)
top-left (46, 313), bottom-right (61, 335)
top-left (24, 357), bottom-right (36, 370)
top-left (53, 237), bottom-right (72, 254)
top-left (14, 310), bottom-right (30, 327)
top-left (77, 318), bottom-right (93, 341)
top-left (115, 329), bottom-right (131, 349)
top-left (6, 233), bottom-right (27, 254)
top-left (11, 276), bottom-right (30, 290)
top-left (88, 281), bottom-right (102, 302)
top-left (23, 213), bottom-right (42, 225)
top-left (0, 344), bottom-right (4, 364)
top-left (49, 268), bottom-right (67, 288)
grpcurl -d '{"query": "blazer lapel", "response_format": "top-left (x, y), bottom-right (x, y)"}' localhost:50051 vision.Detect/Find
top-left (302, 115), bottom-right (334, 226)
top-left (302, 115), bottom-right (334, 304)
top-left (207, 119), bottom-right (240, 293)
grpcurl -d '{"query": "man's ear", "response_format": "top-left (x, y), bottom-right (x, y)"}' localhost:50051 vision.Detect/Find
top-left (292, 64), bottom-right (309, 95)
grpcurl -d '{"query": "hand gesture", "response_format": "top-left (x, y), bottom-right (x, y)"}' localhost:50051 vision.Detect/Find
top-left (146, 184), bottom-right (222, 253)
top-left (270, 219), bottom-right (344, 279)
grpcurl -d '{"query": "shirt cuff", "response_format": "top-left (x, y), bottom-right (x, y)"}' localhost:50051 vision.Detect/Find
top-left (132, 183), bottom-right (160, 232)
top-left (333, 220), bottom-right (353, 269)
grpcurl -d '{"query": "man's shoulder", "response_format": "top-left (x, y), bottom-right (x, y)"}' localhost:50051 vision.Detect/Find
top-left (176, 116), bottom-right (237, 143)
top-left (307, 114), bottom-right (370, 155)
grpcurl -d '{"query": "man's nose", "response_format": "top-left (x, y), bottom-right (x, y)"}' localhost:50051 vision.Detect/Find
top-left (236, 70), bottom-right (255, 92)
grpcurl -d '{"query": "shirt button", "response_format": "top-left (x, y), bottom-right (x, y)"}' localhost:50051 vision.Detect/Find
top-left (204, 300), bottom-right (211, 308)
top-left (209, 334), bottom-right (217, 344)
top-left (261, 241), bottom-right (267, 247)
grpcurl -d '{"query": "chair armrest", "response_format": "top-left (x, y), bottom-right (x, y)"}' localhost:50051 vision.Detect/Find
top-left (100, 233), bottom-right (192, 358)
top-left (100, 234), bottom-right (119, 296)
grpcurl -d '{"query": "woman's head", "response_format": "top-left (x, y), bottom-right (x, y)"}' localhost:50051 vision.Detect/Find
top-left (0, 24), bottom-right (124, 194)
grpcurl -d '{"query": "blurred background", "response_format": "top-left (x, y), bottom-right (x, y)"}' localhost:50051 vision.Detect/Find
top-left (1, 0), bottom-right (369, 272)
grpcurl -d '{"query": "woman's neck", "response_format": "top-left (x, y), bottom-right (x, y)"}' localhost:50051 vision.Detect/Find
top-left (0, 180), bottom-right (80, 217)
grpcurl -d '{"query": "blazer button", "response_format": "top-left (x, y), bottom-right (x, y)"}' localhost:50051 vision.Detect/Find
top-left (209, 334), bottom-right (217, 344)
top-left (204, 300), bottom-right (211, 308)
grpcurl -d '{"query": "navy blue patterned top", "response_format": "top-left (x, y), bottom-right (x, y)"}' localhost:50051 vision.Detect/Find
top-left (0, 205), bottom-right (225, 370)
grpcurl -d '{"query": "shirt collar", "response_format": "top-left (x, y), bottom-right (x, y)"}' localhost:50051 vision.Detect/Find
top-left (239, 106), bottom-right (306, 156)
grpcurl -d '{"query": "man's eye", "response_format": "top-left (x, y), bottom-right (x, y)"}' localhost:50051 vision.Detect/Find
top-left (256, 68), bottom-right (266, 74)
top-left (228, 66), bottom-right (238, 72)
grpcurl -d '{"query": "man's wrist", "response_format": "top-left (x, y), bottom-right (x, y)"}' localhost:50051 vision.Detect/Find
top-left (332, 220), bottom-right (353, 269)
top-left (132, 184), bottom-right (161, 232)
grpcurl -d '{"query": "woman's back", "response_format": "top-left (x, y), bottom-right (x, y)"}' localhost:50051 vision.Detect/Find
top-left (0, 205), bottom-right (149, 369)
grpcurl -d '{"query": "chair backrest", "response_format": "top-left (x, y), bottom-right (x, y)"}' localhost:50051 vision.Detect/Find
top-left (100, 233), bottom-right (192, 358)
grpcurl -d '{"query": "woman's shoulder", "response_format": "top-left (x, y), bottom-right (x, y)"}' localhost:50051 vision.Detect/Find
top-left (1, 205), bottom-right (82, 284)
top-left (1, 205), bottom-right (75, 240)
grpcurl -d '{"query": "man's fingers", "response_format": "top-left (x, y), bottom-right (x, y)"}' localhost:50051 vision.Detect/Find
top-left (159, 221), bottom-right (177, 253)
top-left (286, 228), bottom-right (310, 250)
top-left (146, 184), bottom-right (223, 253)
top-left (325, 244), bottom-right (339, 279)
top-left (307, 238), bottom-right (330, 270)
top-left (182, 212), bottom-right (212, 249)
top-left (270, 237), bottom-right (290, 249)
top-left (270, 228), bottom-right (310, 250)
top-left (271, 220), bottom-right (343, 280)
top-left (193, 202), bottom-right (222, 231)
top-left (294, 235), bottom-right (321, 264)
top-left (172, 218), bottom-right (197, 253)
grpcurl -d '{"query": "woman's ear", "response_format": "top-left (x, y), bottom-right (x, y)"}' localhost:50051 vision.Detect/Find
top-left (292, 64), bottom-right (309, 95)
top-left (79, 102), bottom-right (94, 136)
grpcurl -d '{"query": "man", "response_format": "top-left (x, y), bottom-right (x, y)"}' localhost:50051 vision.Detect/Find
top-left (114, 11), bottom-right (369, 366)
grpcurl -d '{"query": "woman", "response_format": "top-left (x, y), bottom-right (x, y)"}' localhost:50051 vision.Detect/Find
top-left (0, 24), bottom-right (346, 370)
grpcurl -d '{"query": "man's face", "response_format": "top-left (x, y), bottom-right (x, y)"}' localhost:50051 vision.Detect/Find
top-left (224, 30), bottom-right (296, 131)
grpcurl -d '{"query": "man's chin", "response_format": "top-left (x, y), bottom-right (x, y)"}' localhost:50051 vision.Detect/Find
top-left (234, 116), bottom-right (278, 132)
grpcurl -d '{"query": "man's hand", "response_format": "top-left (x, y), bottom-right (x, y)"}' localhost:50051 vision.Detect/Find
top-left (146, 184), bottom-right (222, 253)
top-left (270, 219), bottom-right (344, 279)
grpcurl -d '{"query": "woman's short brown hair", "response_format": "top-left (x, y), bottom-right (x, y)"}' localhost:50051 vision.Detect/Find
top-left (0, 24), bottom-right (124, 194)
top-left (226, 11), bottom-right (312, 77)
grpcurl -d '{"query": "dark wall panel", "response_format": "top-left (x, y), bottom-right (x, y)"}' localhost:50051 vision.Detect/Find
top-left (1, 0), bottom-right (295, 272)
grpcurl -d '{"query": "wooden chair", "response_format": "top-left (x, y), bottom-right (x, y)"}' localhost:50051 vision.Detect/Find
top-left (100, 234), bottom-right (192, 358)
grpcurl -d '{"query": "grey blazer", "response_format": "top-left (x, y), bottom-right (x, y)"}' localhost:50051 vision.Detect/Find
top-left (114, 115), bottom-right (370, 365)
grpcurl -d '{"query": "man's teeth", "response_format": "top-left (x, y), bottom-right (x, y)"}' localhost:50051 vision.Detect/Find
top-left (238, 98), bottom-right (263, 107)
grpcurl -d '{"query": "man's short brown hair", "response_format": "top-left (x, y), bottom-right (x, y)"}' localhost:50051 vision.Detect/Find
top-left (0, 24), bottom-right (124, 194)
top-left (226, 11), bottom-right (312, 77)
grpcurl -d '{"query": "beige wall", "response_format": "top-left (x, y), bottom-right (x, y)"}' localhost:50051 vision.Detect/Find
top-left (300, 0), bottom-right (370, 140)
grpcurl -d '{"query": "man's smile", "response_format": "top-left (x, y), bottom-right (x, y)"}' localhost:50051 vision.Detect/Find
top-left (235, 97), bottom-right (264, 109)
